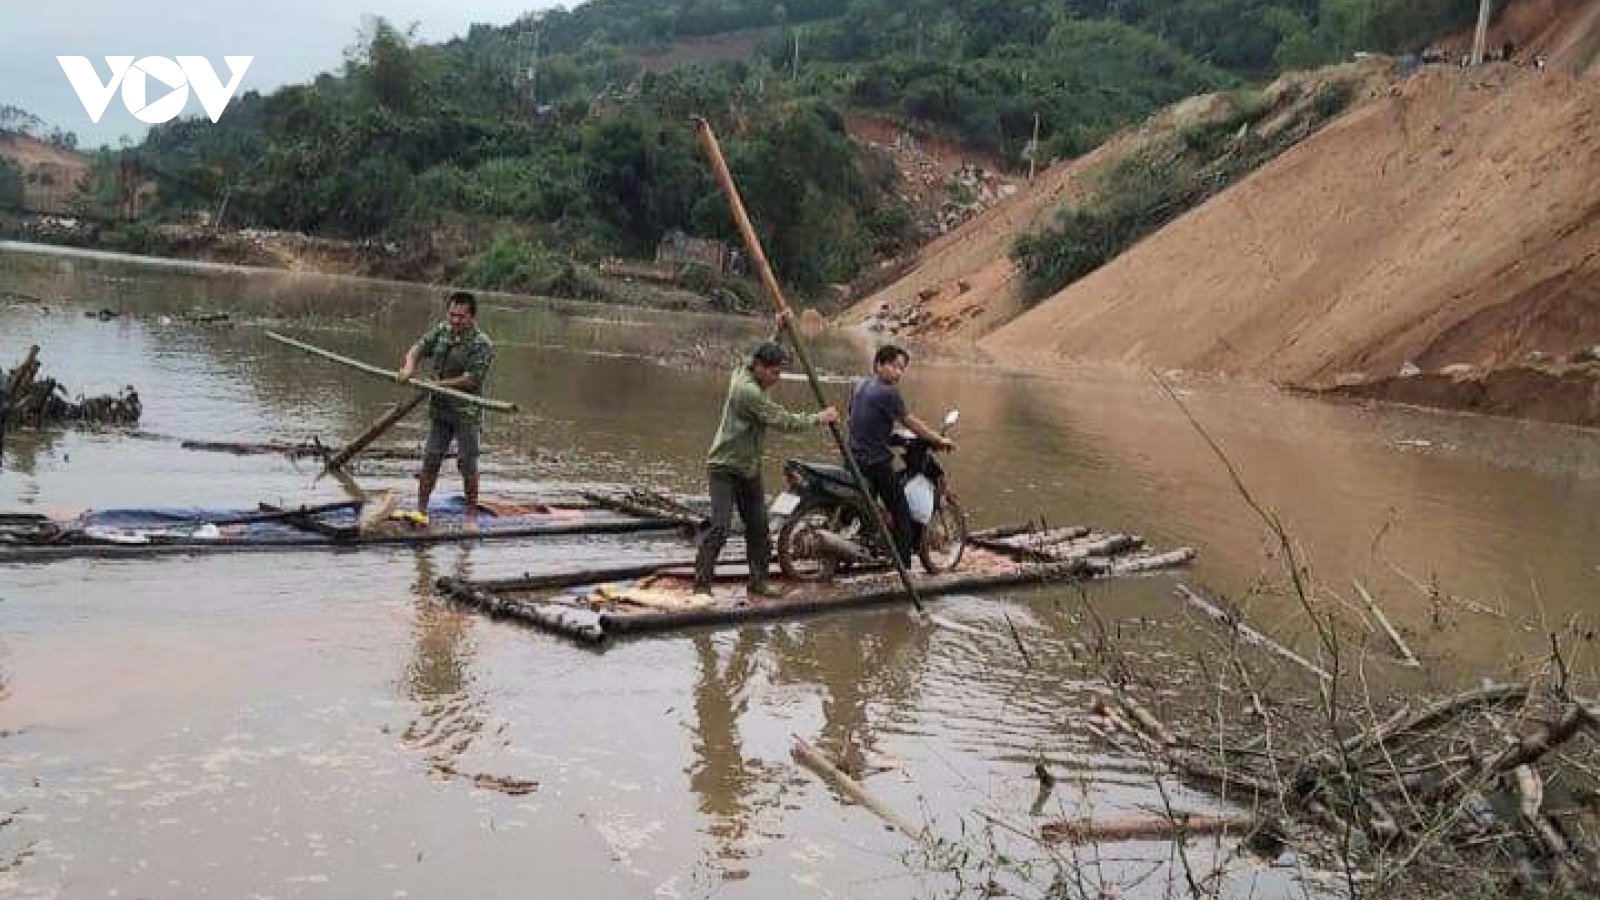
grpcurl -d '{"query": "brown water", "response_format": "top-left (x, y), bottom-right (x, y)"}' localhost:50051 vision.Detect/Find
top-left (2, 243), bottom-right (1597, 899)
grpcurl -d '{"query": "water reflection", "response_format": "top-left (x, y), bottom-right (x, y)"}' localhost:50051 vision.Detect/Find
top-left (686, 633), bottom-right (764, 864)
top-left (401, 548), bottom-right (484, 773)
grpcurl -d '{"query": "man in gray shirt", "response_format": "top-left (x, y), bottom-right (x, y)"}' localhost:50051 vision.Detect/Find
top-left (847, 344), bottom-right (952, 567)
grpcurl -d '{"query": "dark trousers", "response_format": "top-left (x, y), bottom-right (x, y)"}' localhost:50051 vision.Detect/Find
top-left (859, 457), bottom-right (916, 566)
top-left (694, 469), bottom-right (770, 592)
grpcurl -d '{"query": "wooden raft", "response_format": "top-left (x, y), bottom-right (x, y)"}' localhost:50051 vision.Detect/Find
top-left (436, 524), bottom-right (1196, 644)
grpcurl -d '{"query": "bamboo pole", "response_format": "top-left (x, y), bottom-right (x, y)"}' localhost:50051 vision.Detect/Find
top-left (265, 332), bottom-right (518, 413)
top-left (321, 391), bottom-right (427, 474)
top-left (1352, 579), bottom-right (1422, 668)
top-left (1176, 584), bottom-right (1332, 683)
top-left (693, 116), bottom-right (926, 613)
top-left (792, 736), bottom-right (927, 841)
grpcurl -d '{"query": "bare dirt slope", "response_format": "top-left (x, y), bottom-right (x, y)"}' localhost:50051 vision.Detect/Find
top-left (0, 134), bottom-right (90, 213)
top-left (979, 61), bottom-right (1600, 385)
top-left (837, 91), bottom-right (1248, 340)
top-left (1476, 0), bottom-right (1600, 74)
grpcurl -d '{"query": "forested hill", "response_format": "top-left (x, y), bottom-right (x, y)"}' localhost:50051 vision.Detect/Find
top-left (35, 0), bottom-right (1483, 299)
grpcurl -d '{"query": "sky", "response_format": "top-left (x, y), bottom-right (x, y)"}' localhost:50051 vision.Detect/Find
top-left (0, 0), bottom-right (564, 149)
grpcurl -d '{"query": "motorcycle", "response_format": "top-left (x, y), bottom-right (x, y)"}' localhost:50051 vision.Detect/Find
top-left (770, 410), bottom-right (966, 582)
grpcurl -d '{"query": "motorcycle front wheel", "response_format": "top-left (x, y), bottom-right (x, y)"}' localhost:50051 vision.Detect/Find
top-left (917, 497), bottom-right (968, 574)
top-left (777, 499), bottom-right (847, 582)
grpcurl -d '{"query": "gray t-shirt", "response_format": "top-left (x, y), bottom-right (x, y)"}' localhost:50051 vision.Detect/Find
top-left (848, 377), bottom-right (907, 466)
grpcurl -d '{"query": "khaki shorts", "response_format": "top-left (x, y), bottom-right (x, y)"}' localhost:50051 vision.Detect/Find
top-left (423, 415), bottom-right (479, 476)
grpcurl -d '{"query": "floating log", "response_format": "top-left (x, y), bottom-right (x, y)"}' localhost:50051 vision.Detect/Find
top-left (1175, 584), bottom-right (1332, 683)
top-left (265, 331), bottom-right (518, 413)
top-left (967, 523), bottom-right (1036, 541)
top-left (1040, 812), bottom-right (1253, 844)
top-left (6, 346), bottom-right (39, 401)
top-left (1352, 579), bottom-right (1422, 668)
top-left (181, 438), bottom-right (328, 458)
top-left (1086, 547), bottom-right (1197, 576)
top-left (322, 391), bottom-right (426, 474)
top-left (792, 736), bottom-right (926, 841)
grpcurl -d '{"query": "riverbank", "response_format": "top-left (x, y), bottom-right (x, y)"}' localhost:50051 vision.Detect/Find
top-left (0, 218), bottom-right (748, 316)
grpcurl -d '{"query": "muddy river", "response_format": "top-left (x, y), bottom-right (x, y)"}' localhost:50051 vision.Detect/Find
top-left (1, 243), bottom-right (1596, 899)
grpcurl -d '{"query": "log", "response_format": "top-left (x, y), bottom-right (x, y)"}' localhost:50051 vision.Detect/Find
top-left (792, 736), bottom-right (926, 841)
top-left (1040, 812), bottom-right (1253, 844)
top-left (443, 560), bottom-right (711, 594)
top-left (1353, 579), bottom-right (1422, 668)
top-left (1336, 683), bottom-right (1531, 765)
top-left (265, 331), bottom-right (517, 413)
top-left (208, 499), bottom-right (363, 527)
top-left (581, 491), bottom-right (697, 525)
top-left (1085, 547), bottom-right (1196, 575)
top-left (443, 584), bottom-right (607, 643)
top-left (1417, 703), bottom-right (1598, 808)
top-left (967, 523), bottom-right (1035, 541)
top-left (322, 391), bottom-right (426, 473)
top-left (1058, 534), bottom-right (1142, 561)
top-left (180, 438), bottom-right (327, 458)
top-left (999, 526), bottom-right (1092, 550)
top-left (256, 503), bottom-right (358, 540)
top-left (6, 347), bottom-right (39, 395)
top-left (1175, 584), bottom-right (1332, 683)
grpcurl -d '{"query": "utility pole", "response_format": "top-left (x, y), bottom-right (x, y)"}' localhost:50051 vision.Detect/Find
top-left (1027, 112), bottom-right (1040, 181)
top-left (791, 29), bottom-right (800, 81)
top-left (1470, 0), bottom-right (1492, 65)
top-left (518, 27), bottom-right (541, 114)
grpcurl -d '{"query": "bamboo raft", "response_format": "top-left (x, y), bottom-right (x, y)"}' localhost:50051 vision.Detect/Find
top-left (0, 493), bottom-right (692, 565)
top-left (436, 525), bottom-right (1196, 644)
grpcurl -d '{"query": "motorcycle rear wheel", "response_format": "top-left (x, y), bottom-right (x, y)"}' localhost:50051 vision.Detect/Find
top-left (917, 497), bottom-right (968, 574)
top-left (776, 499), bottom-right (847, 582)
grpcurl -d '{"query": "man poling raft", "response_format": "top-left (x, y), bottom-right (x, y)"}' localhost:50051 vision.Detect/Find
top-left (397, 290), bottom-right (496, 526)
top-left (265, 291), bottom-right (515, 530)
top-left (692, 312), bottom-right (839, 602)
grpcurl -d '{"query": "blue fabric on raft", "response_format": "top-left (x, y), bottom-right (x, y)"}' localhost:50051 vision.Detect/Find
top-left (73, 496), bottom-right (596, 540)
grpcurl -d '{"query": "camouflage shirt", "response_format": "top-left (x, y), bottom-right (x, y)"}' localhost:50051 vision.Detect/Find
top-left (412, 322), bottom-right (495, 422)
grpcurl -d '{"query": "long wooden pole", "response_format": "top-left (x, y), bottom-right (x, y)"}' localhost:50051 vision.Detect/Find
top-left (321, 391), bottom-right (427, 474)
top-left (265, 332), bottom-right (518, 413)
top-left (693, 116), bottom-right (925, 613)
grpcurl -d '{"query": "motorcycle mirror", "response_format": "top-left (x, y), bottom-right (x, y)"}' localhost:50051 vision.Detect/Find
top-left (943, 409), bottom-right (960, 429)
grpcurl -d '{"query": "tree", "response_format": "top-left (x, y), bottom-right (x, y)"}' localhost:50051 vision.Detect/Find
top-left (347, 16), bottom-right (426, 112)
top-left (0, 105), bottom-right (44, 137)
top-left (0, 157), bottom-right (25, 208)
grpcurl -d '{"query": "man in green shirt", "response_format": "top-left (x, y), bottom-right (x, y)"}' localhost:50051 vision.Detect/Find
top-left (398, 290), bottom-right (496, 523)
top-left (694, 336), bottom-right (838, 599)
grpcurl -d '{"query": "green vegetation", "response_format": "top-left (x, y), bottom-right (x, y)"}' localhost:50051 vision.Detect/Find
top-left (1013, 77), bottom-right (1361, 302)
top-left (78, 0), bottom-right (1479, 303)
top-left (0, 157), bottom-right (24, 208)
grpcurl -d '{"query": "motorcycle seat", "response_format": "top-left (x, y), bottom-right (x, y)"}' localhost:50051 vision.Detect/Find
top-left (790, 461), bottom-right (864, 496)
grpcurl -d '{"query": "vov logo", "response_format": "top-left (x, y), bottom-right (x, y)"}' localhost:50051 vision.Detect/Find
top-left (57, 56), bottom-right (254, 124)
